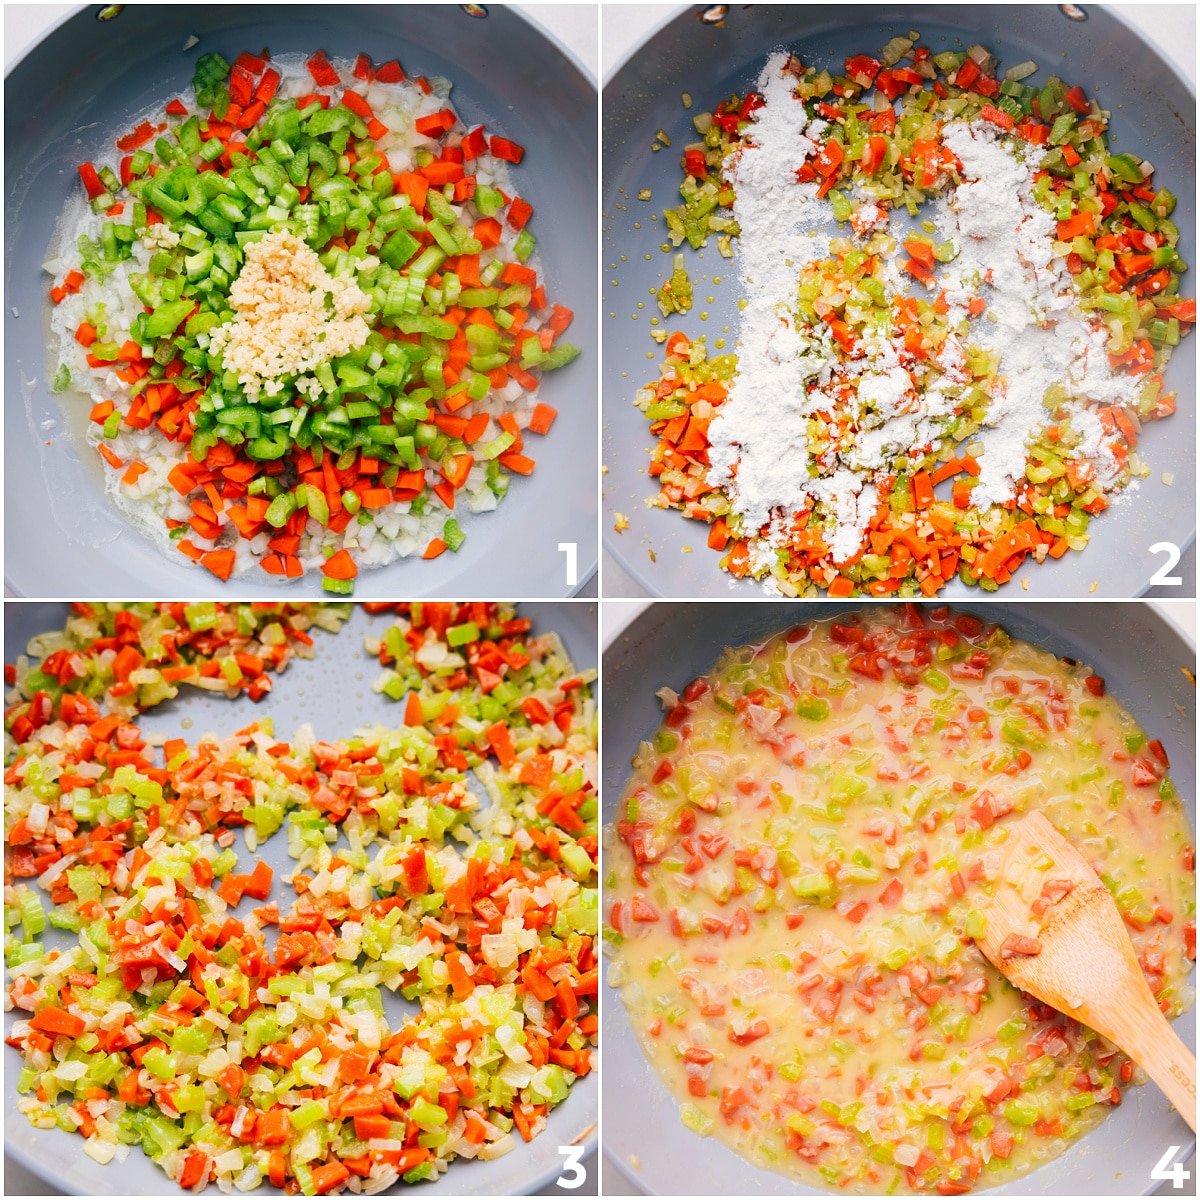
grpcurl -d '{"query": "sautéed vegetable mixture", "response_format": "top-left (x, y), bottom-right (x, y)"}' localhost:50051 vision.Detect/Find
top-left (5, 603), bottom-right (597, 1193)
top-left (606, 607), bottom-right (1194, 1193)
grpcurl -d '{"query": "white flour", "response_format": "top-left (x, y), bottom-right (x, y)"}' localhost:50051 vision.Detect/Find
top-left (843, 352), bottom-right (949, 478)
top-left (707, 77), bottom-right (1139, 578)
top-left (706, 52), bottom-right (830, 549)
top-left (937, 120), bottom-right (1132, 502)
top-left (851, 200), bottom-right (887, 237)
top-left (708, 54), bottom-right (955, 567)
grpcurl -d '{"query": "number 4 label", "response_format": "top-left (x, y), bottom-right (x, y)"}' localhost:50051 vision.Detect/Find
top-left (556, 1144), bottom-right (586, 1189)
top-left (1151, 1144), bottom-right (1191, 1189)
top-left (1149, 542), bottom-right (1182, 586)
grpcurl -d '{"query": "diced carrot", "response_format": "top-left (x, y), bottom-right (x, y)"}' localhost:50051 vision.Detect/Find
top-left (487, 721), bottom-right (516, 768)
top-left (911, 471), bottom-right (935, 509)
top-left (168, 463), bottom-right (198, 495)
top-left (339, 1050), bottom-right (371, 1082)
top-left (707, 516), bottom-right (729, 551)
top-left (507, 196), bottom-right (533, 231)
top-left (474, 217), bottom-right (502, 248)
top-left (306, 50), bottom-right (340, 87)
top-left (394, 171), bottom-right (429, 212)
top-left (528, 403), bottom-right (557, 435)
top-left (243, 859), bottom-right (273, 900)
top-left (30, 1006), bottom-right (85, 1038)
top-left (547, 305), bottom-right (574, 334)
top-left (498, 451), bottom-right (536, 476)
top-left (1057, 210), bottom-right (1097, 240)
top-left (500, 261), bottom-right (537, 288)
top-left (200, 549), bottom-right (236, 582)
top-left (121, 460), bottom-right (149, 487)
top-left (353, 1114), bottom-right (391, 1140)
top-left (440, 453), bottom-right (474, 489)
top-left (322, 549), bottom-right (358, 580)
top-left (178, 1150), bottom-right (208, 1190)
top-left (257, 1108), bottom-right (290, 1145)
top-left (420, 159), bottom-right (463, 186)
top-left (311, 1163), bottom-right (350, 1194)
top-left (978, 104), bottom-right (1015, 131)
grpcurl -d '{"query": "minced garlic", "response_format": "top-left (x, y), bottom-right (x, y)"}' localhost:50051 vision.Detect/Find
top-left (142, 224), bottom-right (182, 250)
top-left (210, 230), bottom-right (370, 398)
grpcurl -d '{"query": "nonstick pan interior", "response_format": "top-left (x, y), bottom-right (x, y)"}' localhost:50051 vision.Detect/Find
top-left (3, 601), bottom-right (598, 1195)
top-left (5, 4), bottom-right (597, 598)
top-left (602, 4), bottom-right (1196, 598)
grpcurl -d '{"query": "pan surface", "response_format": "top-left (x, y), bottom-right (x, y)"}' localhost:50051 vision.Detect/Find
top-left (3, 601), bottom-right (598, 1195)
top-left (5, 4), bottom-right (597, 599)
top-left (602, 600), bottom-right (1196, 1195)
top-left (602, 4), bottom-right (1196, 598)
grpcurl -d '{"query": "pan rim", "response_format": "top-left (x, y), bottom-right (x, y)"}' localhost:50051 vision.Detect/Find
top-left (6, 2), bottom-right (601, 88)
top-left (601, 3), bottom-right (1197, 100)
top-left (602, 598), bottom-right (1199, 655)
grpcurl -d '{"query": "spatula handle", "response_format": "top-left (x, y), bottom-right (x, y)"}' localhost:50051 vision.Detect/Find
top-left (1115, 1000), bottom-right (1197, 1133)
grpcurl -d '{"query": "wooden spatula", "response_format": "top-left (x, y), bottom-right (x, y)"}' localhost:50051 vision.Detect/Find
top-left (971, 810), bottom-right (1196, 1131)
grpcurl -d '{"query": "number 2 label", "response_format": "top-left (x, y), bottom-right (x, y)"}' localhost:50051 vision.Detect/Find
top-left (1149, 542), bottom-right (1182, 587)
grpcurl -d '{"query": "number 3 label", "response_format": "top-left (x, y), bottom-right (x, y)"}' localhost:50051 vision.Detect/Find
top-left (1149, 542), bottom-right (1182, 587)
top-left (556, 1144), bottom-right (586, 1189)
top-left (1150, 1144), bottom-right (1191, 1189)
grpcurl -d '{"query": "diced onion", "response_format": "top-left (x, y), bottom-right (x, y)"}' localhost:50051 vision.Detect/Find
top-left (83, 1137), bottom-right (116, 1164)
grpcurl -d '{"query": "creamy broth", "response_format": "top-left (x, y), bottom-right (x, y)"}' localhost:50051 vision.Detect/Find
top-left (606, 608), bottom-right (1195, 1194)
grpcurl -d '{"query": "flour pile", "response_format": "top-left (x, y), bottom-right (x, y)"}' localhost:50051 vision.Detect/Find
top-left (936, 120), bottom-right (1132, 506)
top-left (707, 59), bottom-right (1140, 574)
top-left (705, 52), bottom-right (832, 557)
top-left (707, 52), bottom-right (954, 568)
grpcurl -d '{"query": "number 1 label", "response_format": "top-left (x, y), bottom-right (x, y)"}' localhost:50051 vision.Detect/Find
top-left (559, 541), bottom-right (578, 587)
